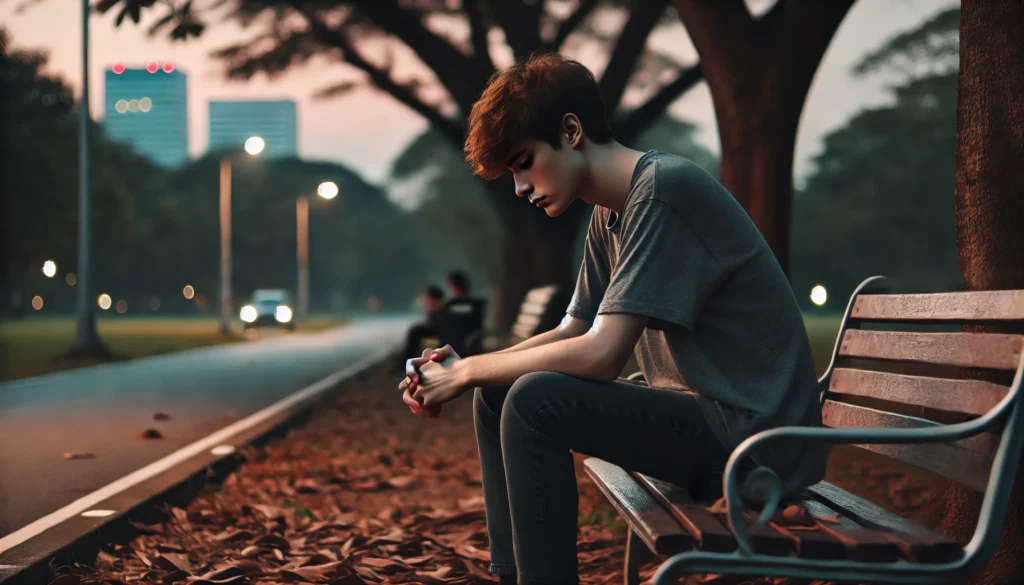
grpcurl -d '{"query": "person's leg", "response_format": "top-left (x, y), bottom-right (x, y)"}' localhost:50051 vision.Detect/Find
top-left (473, 385), bottom-right (518, 581)
top-left (499, 372), bottom-right (731, 585)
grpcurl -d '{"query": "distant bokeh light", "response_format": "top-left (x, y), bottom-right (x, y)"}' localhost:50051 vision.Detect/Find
top-left (31, 296), bottom-right (43, 310)
top-left (317, 181), bottom-right (339, 199)
top-left (139, 97), bottom-right (152, 112)
top-left (112, 62), bottom-right (125, 74)
top-left (810, 285), bottom-right (828, 307)
top-left (146, 61), bottom-right (159, 74)
top-left (116, 300), bottom-right (128, 314)
top-left (98, 294), bottom-right (112, 310)
top-left (183, 285), bottom-right (195, 300)
top-left (115, 99), bottom-right (128, 114)
top-left (162, 61), bottom-right (175, 73)
top-left (244, 136), bottom-right (265, 155)
top-left (65, 272), bottom-right (77, 286)
top-left (42, 260), bottom-right (57, 278)
top-left (127, 99), bottom-right (140, 113)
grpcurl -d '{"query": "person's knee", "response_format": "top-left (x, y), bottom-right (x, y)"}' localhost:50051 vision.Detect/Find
top-left (501, 371), bottom-right (570, 433)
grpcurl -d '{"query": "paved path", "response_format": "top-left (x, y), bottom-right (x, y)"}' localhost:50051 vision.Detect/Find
top-left (0, 317), bottom-right (411, 538)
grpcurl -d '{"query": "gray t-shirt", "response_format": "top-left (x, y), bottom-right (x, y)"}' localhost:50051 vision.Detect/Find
top-left (567, 150), bottom-right (825, 497)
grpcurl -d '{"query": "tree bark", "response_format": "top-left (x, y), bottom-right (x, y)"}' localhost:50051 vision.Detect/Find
top-left (928, 2), bottom-right (1024, 583)
top-left (486, 178), bottom-right (588, 329)
top-left (671, 0), bottom-right (855, 277)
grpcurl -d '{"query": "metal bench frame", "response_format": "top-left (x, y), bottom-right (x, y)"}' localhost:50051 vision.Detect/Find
top-left (641, 276), bottom-right (1024, 584)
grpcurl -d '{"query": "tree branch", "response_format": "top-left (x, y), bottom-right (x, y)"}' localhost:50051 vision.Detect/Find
top-left (463, 0), bottom-right (494, 72)
top-left (487, 0), bottom-right (544, 60)
top-left (614, 62), bottom-right (704, 144)
top-left (598, 0), bottom-right (672, 113)
top-left (549, 0), bottom-right (599, 50)
top-left (355, 0), bottom-right (490, 112)
top-left (296, 5), bottom-right (465, 148)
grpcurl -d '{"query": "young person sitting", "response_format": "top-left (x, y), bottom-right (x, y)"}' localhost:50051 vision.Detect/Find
top-left (398, 53), bottom-right (824, 585)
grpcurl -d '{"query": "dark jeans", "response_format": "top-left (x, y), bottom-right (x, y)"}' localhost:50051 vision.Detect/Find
top-left (473, 372), bottom-right (732, 585)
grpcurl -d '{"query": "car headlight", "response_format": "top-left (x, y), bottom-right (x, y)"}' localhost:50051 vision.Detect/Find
top-left (240, 305), bottom-right (257, 323)
top-left (275, 305), bottom-right (293, 323)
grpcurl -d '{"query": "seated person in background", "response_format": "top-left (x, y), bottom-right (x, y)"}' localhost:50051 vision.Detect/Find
top-left (399, 285), bottom-right (446, 370)
top-left (440, 270), bottom-right (487, 356)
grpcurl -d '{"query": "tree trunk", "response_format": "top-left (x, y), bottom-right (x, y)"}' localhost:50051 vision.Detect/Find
top-left (671, 0), bottom-right (855, 278)
top-left (930, 2), bottom-right (1024, 583)
top-left (714, 65), bottom-right (804, 276)
top-left (487, 179), bottom-right (587, 330)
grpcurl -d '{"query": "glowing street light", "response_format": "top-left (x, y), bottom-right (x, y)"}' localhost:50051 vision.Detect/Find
top-left (810, 285), bottom-right (828, 307)
top-left (97, 294), bottom-right (112, 310)
top-left (183, 285), bottom-right (195, 300)
top-left (317, 181), bottom-right (339, 200)
top-left (42, 260), bottom-right (57, 278)
top-left (244, 136), bottom-right (265, 156)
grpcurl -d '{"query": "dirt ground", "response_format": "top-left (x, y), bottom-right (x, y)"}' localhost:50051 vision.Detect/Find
top-left (49, 363), bottom-right (944, 585)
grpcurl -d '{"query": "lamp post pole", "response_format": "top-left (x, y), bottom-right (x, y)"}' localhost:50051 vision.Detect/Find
top-left (219, 157), bottom-right (233, 336)
top-left (296, 195), bottom-right (310, 323)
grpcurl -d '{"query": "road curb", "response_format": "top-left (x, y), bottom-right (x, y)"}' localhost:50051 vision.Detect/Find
top-left (0, 347), bottom-right (393, 584)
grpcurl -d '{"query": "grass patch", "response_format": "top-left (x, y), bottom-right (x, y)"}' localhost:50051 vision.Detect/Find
top-left (0, 316), bottom-right (346, 382)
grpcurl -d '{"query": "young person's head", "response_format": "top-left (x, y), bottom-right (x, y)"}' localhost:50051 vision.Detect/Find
top-left (423, 285), bottom-right (445, 312)
top-left (464, 53), bottom-right (615, 217)
top-left (447, 270), bottom-right (470, 298)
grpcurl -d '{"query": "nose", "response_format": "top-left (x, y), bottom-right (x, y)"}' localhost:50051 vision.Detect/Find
top-left (514, 177), bottom-right (534, 199)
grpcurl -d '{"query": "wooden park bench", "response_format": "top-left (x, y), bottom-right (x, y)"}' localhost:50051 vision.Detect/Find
top-left (585, 276), bottom-right (1024, 584)
top-left (510, 285), bottom-right (571, 342)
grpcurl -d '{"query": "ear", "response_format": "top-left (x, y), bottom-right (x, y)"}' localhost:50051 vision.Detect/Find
top-left (561, 113), bottom-right (583, 149)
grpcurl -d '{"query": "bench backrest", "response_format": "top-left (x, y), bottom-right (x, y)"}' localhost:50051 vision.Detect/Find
top-left (511, 285), bottom-right (567, 340)
top-left (821, 277), bottom-right (1024, 494)
top-left (436, 297), bottom-right (487, 356)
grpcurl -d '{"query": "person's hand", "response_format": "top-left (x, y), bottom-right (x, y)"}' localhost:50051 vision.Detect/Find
top-left (399, 345), bottom-right (460, 418)
top-left (411, 356), bottom-right (469, 409)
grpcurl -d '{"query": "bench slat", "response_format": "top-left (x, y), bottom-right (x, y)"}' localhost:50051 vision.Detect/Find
top-left (839, 330), bottom-right (1024, 370)
top-left (582, 459), bottom-right (693, 556)
top-left (853, 291), bottom-right (1024, 322)
top-left (800, 499), bottom-right (901, 562)
top-left (807, 482), bottom-right (963, 563)
top-left (517, 301), bottom-right (549, 317)
top-left (829, 368), bottom-right (1008, 416)
top-left (631, 474), bottom-right (735, 553)
top-left (763, 509), bottom-right (848, 560)
top-left (526, 286), bottom-right (558, 304)
top-left (821, 400), bottom-right (994, 491)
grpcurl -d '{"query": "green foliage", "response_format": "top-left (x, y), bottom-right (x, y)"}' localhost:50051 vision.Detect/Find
top-left (791, 9), bottom-right (961, 309)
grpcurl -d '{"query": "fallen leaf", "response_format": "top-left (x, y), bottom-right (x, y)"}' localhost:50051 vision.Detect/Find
top-left (359, 557), bottom-right (411, 574)
top-left (62, 452), bottom-right (96, 460)
top-left (199, 566), bottom-right (244, 580)
top-left (154, 412), bottom-right (172, 421)
top-left (385, 476), bottom-right (415, 489)
top-left (152, 553), bottom-right (192, 572)
top-left (138, 428), bottom-right (164, 439)
top-left (278, 560), bottom-right (346, 583)
top-left (214, 529), bottom-right (255, 543)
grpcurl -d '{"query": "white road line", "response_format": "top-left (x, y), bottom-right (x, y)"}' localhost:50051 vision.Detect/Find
top-left (0, 347), bottom-right (390, 555)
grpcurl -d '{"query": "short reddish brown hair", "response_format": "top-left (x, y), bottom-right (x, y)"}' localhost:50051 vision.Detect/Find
top-left (464, 53), bottom-right (615, 180)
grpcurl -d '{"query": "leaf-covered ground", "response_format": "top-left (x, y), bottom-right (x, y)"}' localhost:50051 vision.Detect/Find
top-left (47, 363), bottom-right (936, 585)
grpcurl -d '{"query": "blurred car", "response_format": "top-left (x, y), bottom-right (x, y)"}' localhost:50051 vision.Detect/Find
top-left (240, 289), bottom-right (295, 331)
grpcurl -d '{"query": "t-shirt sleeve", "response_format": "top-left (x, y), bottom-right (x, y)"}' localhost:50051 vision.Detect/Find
top-left (566, 211), bottom-right (611, 324)
top-left (598, 200), bottom-right (723, 330)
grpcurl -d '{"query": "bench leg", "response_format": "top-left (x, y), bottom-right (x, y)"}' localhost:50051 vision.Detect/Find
top-left (626, 528), bottom-right (655, 585)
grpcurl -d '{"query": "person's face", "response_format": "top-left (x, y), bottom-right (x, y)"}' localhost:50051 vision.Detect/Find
top-left (507, 115), bottom-right (586, 218)
top-left (424, 296), bottom-right (444, 312)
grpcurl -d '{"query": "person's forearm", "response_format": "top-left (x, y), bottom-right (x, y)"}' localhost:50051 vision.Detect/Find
top-left (455, 334), bottom-right (618, 388)
top-left (493, 326), bottom-right (570, 354)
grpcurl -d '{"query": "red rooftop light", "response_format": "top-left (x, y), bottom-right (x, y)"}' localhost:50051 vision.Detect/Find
top-left (162, 61), bottom-right (175, 73)
top-left (112, 63), bottom-right (125, 74)
top-left (146, 61), bottom-right (159, 74)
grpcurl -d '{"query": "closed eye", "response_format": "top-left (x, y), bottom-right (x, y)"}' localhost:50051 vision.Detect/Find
top-left (518, 155), bottom-right (533, 171)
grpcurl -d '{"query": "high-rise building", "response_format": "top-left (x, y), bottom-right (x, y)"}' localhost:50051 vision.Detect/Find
top-left (103, 62), bottom-right (189, 168)
top-left (208, 100), bottom-right (298, 159)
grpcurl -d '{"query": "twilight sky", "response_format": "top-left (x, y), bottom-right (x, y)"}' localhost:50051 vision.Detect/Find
top-left (2, 0), bottom-right (957, 187)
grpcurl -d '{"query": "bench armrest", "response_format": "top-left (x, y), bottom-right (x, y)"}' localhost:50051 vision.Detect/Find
top-left (722, 390), bottom-right (1019, 556)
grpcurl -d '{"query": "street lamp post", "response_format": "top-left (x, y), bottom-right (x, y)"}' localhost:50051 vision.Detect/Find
top-left (218, 136), bottom-right (264, 336)
top-left (67, 0), bottom-right (107, 357)
top-left (295, 181), bottom-right (338, 323)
